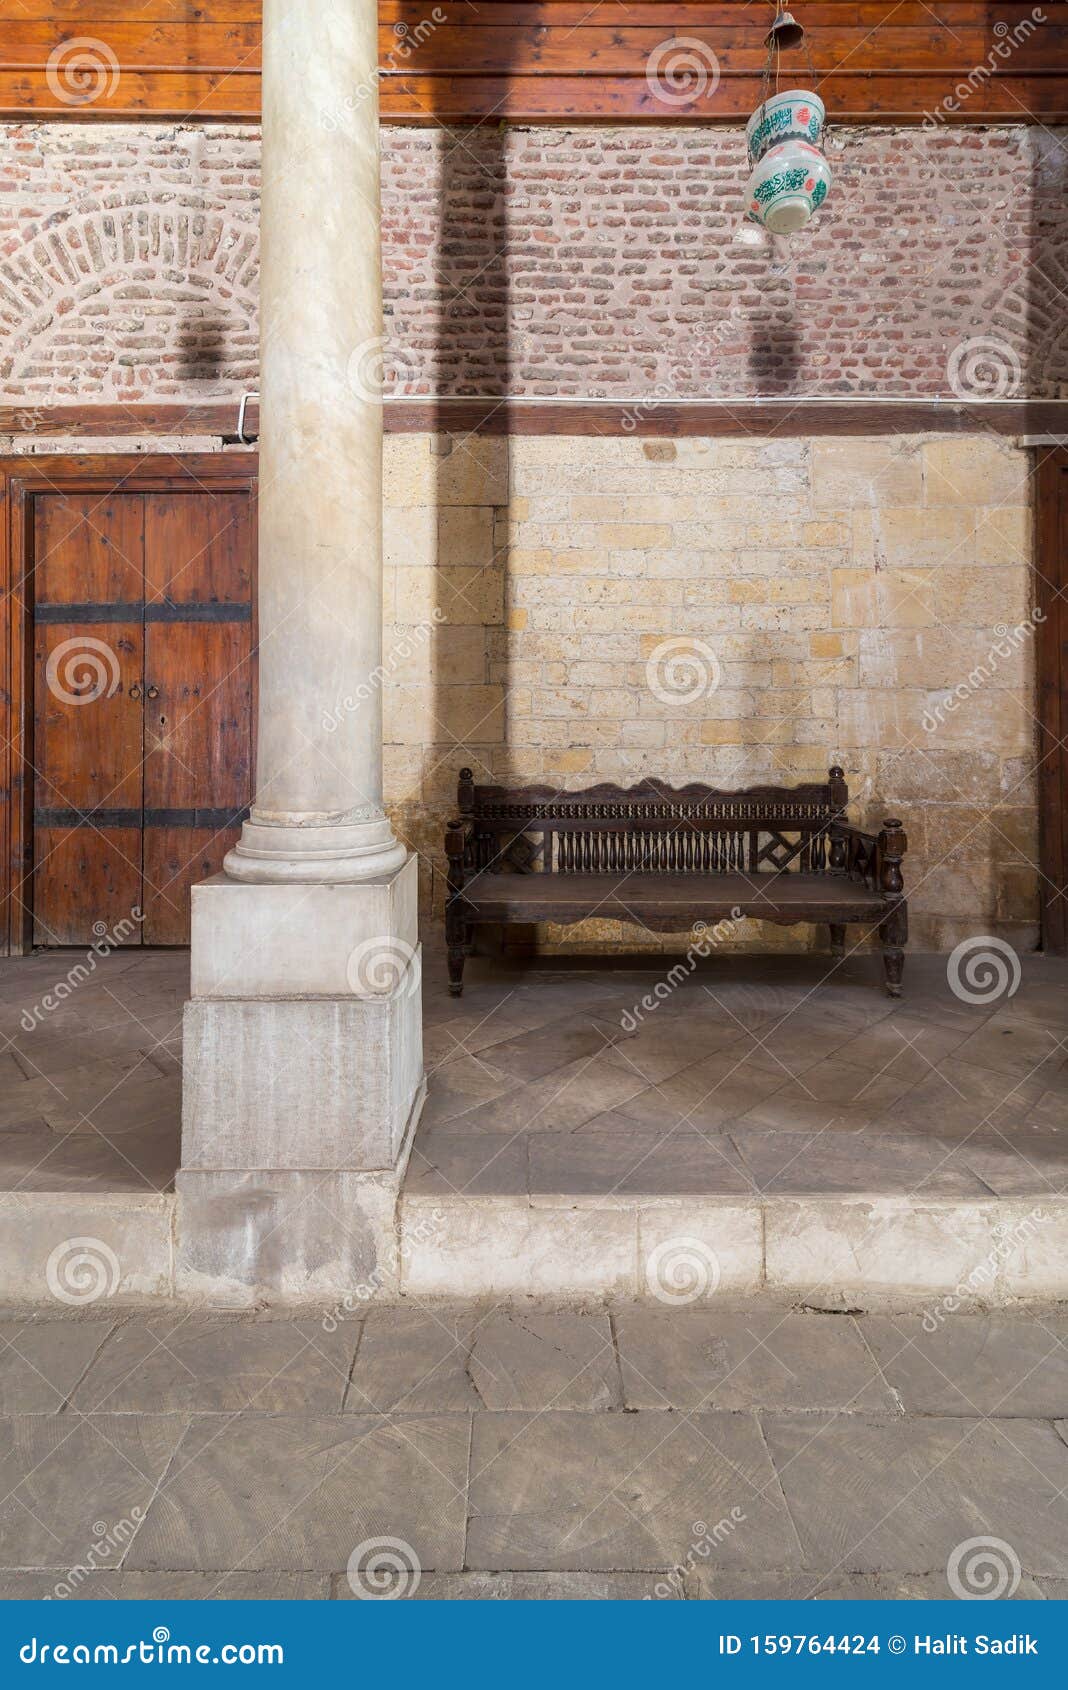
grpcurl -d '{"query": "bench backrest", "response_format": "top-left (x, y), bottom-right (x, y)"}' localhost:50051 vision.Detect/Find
top-left (457, 767), bottom-right (848, 876)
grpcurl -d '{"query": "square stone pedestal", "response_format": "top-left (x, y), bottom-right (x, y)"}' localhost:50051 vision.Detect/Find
top-left (176, 856), bottom-right (425, 1304)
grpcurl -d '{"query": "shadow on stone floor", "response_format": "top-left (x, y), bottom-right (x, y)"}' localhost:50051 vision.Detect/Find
top-left (0, 946), bottom-right (1065, 1204)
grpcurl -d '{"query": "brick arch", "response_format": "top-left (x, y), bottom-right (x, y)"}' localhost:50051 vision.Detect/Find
top-left (0, 194), bottom-right (259, 401)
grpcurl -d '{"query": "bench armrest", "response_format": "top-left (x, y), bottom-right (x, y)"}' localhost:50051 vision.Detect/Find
top-left (831, 820), bottom-right (907, 896)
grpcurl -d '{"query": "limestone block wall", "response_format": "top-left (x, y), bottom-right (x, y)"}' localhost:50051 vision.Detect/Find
top-left (381, 431), bottom-right (1038, 954)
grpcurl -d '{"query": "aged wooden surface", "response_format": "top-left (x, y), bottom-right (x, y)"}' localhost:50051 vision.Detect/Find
top-left (1037, 449), bottom-right (1068, 956)
top-left (1, 456), bottom-right (257, 951)
top-left (445, 766), bottom-right (909, 995)
top-left (2, 2), bottom-right (1065, 123)
top-left (3, 400), bottom-right (1065, 440)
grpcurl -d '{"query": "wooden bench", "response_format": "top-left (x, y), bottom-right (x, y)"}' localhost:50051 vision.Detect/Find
top-left (444, 766), bottom-right (908, 998)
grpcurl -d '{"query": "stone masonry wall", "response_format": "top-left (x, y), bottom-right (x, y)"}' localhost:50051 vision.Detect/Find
top-left (0, 425), bottom-right (1037, 954)
top-left (2, 122), bottom-right (1066, 400)
top-left (379, 430), bottom-right (1038, 955)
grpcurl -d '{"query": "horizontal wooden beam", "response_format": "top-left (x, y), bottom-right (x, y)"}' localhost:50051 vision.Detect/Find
top-left (3, 399), bottom-right (1065, 439)
top-left (1, 1), bottom-right (1064, 123)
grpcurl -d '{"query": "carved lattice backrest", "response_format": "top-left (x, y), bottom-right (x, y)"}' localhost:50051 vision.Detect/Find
top-left (458, 772), bottom-right (846, 876)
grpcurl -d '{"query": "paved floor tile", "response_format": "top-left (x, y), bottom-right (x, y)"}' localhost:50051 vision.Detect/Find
top-left (333, 1570), bottom-right (676, 1599)
top-left (0, 1572), bottom-right (328, 1599)
top-left (71, 1317), bottom-right (356, 1415)
top-left (467, 1410), bottom-right (800, 1571)
top-left (0, 1318), bottom-right (114, 1414)
top-left (728, 1128), bottom-right (991, 1197)
top-left (690, 1569), bottom-right (1046, 1599)
top-left (863, 1314), bottom-right (1068, 1417)
top-left (530, 1128), bottom-right (753, 1199)
top-left (479, 1020), bottom-right (617, 1083)
top-left (466, 1314), bottom-right (621, 1409)
top-left (763, 1413), bottom-right (1068, 1576)
top-left (615, 1311), bottom-right (896, 1412)
top-left (406, 1134), bottom-right (528, 1197)
top-left (127, 1415), bottom-right (469, 1573)
top-left (346, 1311), bottom-right (479, 1412)
top-left (0, 1123), bottom-right (180, 1195)
top-left (0, 1415), bottom-right (187, 1568)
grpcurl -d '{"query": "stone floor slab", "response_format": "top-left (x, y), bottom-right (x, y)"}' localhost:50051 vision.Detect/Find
top-left (333, 1570), bottom-right (676, 1599)
top-left (467, 1313), bottom-right (621, 1410)
top-left (763, 1413), bottom-right (1068, 1576)
top-left (345, 1311), bottom-right (479, 1412)
top-left (0, 1317), bottom-right (114, 1414)
top-left (615, 1310), bottom-right (896, 1412)
top-left (690, 1569), bottom-right (1047, 1600)
top-left (0, 1415), bottom-right (187, 1568)
top-left (71, 1316), bottom-right (357, 1414)
top-left (127, 1414), bottom-right (469, 1573)
top-left (0, 1571), bottom-right (328, 1599)
top-left (529, 1129), bottom-right (753, 1200)
top-left (863, 1313), bottom-right (1068, 1417)
top-left (729, 1129), bottom-right (991, 1197)
top-left (467, 1409), bottom-right (800, 1571)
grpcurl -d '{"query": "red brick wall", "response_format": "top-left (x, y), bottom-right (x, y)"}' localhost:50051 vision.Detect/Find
top-left (1, 122), bottom-right (1065, 402)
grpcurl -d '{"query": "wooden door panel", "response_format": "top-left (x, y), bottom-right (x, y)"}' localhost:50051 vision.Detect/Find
top-left (1037, 454), bottom-right (1068, 955)
top-left (32, 825), bottom-right (143, 948)
top-left (34, 494), bottom-right (145, 607)
top-left (26, 476), bottom-right (255, 948)
top-left (34, 621), bottom-right (144, 812)
top-left (142, 621), bottom-right (254, 812)
top-left (142, 825), bottom-right (242, 946)
top-left (144, 492), bottom-right (252, 604)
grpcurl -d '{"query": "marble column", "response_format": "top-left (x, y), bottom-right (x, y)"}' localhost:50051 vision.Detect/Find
top-left (226, 0), bottom-right (404, 884)
top-left (176, 0), bottom-right (424, 1304)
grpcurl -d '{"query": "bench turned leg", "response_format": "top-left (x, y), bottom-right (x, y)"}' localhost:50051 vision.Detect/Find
top-left (446, 902), bottom-right (467, 997)
top-left (880, 904), bottom-right (907, 998)
top-left (829, 923), bottom-right (846, 958)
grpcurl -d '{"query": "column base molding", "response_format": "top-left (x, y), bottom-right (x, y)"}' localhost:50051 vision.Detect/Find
top-left (224, 814), bottom-right (407, 883)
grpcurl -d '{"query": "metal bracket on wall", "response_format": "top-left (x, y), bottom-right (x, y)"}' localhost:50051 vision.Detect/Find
top-left (237, 392), bottom-right (260, 444)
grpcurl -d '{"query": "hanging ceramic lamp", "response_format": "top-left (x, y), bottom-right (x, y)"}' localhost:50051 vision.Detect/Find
top-left (744, 2), bottom-right (831, 234)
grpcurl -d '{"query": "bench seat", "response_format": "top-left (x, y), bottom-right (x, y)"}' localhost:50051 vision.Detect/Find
top-left (460, 871), bottom-right (890, 925)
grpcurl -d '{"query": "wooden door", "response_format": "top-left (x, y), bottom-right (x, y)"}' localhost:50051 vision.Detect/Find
top-left (31, 489), bottom-right (255, 946)
top-left (1037, 451), bottom-right (1068, 955)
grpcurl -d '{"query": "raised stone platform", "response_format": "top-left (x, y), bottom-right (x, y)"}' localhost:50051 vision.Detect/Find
top-left (0, 947), bottom-right (1065, 1307)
